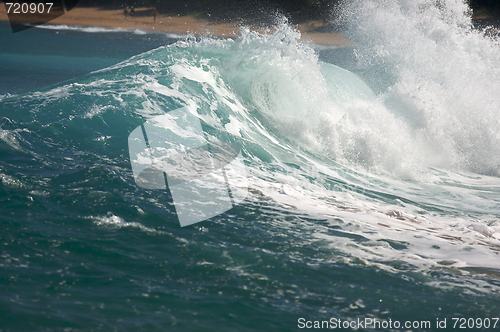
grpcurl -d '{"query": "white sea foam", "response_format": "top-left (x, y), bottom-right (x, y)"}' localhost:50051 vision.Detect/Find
top-left (36, 24), bottom-right (143, 34)
top-left (93, 212), bottom-right (162, 234)
top-left (339, 0), bottom-right (500, 176)
top-left (35, 24), bottom-right (183, 39)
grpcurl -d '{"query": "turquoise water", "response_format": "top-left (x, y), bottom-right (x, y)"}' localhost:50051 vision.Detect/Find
top-left (1, 1), bottom-right (500, 331)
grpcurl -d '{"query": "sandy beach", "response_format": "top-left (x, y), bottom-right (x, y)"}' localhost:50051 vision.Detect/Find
top-left (0, 5), bottom-right (354, 46)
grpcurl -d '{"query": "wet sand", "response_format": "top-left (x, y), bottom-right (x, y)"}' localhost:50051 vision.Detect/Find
top-left (0, 6), bottom-right (354, 46)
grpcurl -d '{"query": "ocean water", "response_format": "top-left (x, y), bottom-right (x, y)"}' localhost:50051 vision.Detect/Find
top-left (1, 0), bottom-right (500, 331)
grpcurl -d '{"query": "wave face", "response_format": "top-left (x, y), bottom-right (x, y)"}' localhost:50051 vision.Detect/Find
top-left (1, 1), bottom-right (500, 330)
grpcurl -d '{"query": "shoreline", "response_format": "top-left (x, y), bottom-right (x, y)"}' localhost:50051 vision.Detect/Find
top-left (0, 6), bottom-right (355, 46)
